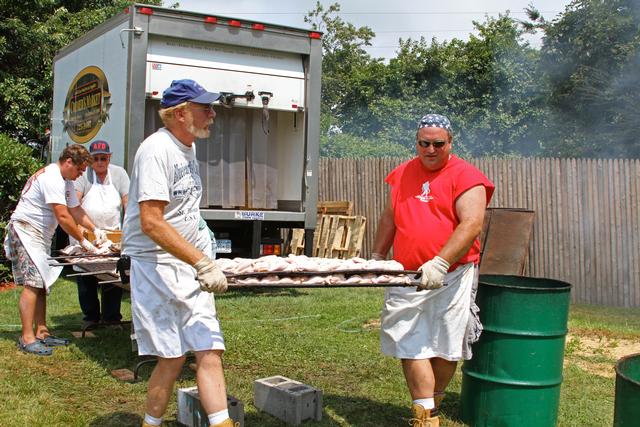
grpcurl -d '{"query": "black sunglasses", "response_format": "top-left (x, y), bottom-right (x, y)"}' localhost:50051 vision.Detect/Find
top-left (417, 140), bottom-right (447, 149)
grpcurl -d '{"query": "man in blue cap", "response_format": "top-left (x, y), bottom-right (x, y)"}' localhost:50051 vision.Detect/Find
top-left (122, 79), bottom-right (235, 427)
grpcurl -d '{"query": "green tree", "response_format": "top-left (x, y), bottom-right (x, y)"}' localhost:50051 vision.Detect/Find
top-left (0, 133), bottom-right (44, 281)
top-left (367, 15), bottom-right (544, 157)
top-left (308, 3), bottom-right (547, 158)
top-left (305, 2), bottom-right (388, 135)
top-left (530, 0), bottom-right (640, 158)
top-left (320, 132), bottom-right (411, 158)
top-left (0, 0), bottom-right (163, 142)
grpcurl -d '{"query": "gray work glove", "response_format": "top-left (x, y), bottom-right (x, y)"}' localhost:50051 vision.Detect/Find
top-left (93, 228), bottom-right (108, 246)
top-left (417, 256), bottom-right (450, 290)
top-left (80, 238), bottom-right (99, 254)
top-left (194, 256), bottom-right (228, 293)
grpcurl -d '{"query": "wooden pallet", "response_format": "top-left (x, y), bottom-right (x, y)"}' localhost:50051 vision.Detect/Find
top-left (289, 214), bottom-right (366, 259)
top-left (317, 200), bottom-right (353, 215)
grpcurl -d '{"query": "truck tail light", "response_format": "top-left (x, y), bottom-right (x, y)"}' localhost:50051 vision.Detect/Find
top-left (309, 32), bottom-right (321, 39)
top-left (138, 7), bottom-right (153, 15)
top-left (260, 244), bottom-right (281, 256)
top-left (204, 16), bottom-right (218, 24)
top-left (229, 20), bottom-right (242, 28)
top-left (252, 23), bottom-right (265, 31)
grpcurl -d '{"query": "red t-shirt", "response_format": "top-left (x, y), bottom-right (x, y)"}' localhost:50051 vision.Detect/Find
top-left (387, 156), bottom-right (495, 270)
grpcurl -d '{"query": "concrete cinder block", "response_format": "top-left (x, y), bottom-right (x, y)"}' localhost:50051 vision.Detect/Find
top-left (177, 386), bottom-right (244, 427)
top-left (253, 375), bottom-right (323, 426)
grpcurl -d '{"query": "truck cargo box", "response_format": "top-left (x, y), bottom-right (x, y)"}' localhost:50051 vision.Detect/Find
top-left (51, 4), bottom-right (322, 257)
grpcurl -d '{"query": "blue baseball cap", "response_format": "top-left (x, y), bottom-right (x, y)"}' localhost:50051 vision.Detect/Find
top-left (160, 79), bottom-right (221, 108)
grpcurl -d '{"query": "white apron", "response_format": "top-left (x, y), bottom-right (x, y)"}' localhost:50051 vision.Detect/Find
top-left (69, 170), bottom-right (122, 252)
top-left (380, 262), bottom-right (475, 361)
top-left (130, 258), bottom-right (225, 357)
top-left (5, 220), bottom-right (62, 292)
top-left (82, 169), bottom-right (122, 231)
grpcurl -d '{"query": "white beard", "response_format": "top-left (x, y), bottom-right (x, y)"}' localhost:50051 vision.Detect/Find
top-left (188, 123), bottom-right (210, 139)
top-left (185, 112), bottom-right (213, 139)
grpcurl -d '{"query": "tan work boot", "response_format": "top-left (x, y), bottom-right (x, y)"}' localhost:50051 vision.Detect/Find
top-left (410, 404), bottom-right (440, 427)
top-left (210, 419), bottom-right (239, 427)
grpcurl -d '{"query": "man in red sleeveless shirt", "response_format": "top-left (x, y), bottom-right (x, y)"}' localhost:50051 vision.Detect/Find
top-left (371, 114), bottom-right (494, 427)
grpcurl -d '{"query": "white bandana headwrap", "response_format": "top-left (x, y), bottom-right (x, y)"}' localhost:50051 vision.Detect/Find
top-left (418, 114), bottom-right (452, 134)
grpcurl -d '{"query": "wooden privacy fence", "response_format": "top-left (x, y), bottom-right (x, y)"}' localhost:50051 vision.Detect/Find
top-left (318, 157), bottom-right (640, 308)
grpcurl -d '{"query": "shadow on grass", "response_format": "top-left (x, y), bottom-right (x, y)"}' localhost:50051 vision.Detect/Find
top-left (440, 390), bottom-right (463, 424)
top-left (220, 288), bottom-right (309, 299)
top-left (236, 393), bottom-right (406, 427)
top-left (0, 310), bottom-right (175, 383)
top-left (88, 411), bottom-right (142, 427)
top-left (80, 391), bottom-right (463, 427)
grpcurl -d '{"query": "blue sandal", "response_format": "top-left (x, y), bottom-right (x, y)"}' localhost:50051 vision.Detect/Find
top-left (17, 338), bottom-right (53, 356)
top-left (38, 335), bottom-right (70, 347)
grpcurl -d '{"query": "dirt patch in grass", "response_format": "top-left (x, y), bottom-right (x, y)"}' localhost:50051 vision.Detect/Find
top-left (565, 331), bottom-right (640, 378)
top-left (363, 318), bottom-right (380, 330)
top-left (0, 282), bottom-right (16, 292)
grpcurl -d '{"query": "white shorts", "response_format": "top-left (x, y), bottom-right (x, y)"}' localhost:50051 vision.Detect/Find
top-left (380, 263), bottom-right (475, 361)
top-left (130, 258), bottom-right (225, 358)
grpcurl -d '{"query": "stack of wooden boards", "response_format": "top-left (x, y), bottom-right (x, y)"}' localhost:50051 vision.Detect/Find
top-left (289, 201), bottom-right (366, 259)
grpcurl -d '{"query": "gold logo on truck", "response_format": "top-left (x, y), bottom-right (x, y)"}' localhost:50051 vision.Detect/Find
top-left (63, 66), bottom-right (111, 143)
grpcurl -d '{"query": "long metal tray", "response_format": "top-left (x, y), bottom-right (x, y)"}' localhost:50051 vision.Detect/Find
top-left (225, 269), bottom-right (420, 279)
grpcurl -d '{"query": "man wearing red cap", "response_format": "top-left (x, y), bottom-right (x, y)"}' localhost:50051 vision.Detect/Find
top-left (73, 140), bottom-right (129, 326)
top-left (122, 79), bottom-right (234, 427)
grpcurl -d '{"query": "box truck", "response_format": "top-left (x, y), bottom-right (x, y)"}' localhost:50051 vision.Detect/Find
top-left (50, 3), bottom-right (322, 258)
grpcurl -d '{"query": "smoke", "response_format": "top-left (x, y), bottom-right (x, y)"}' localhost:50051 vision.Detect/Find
top-left (322, 2), bottom-right (640, 160)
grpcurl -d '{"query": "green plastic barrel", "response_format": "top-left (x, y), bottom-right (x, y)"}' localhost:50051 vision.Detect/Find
top-left (460, 274), bottom-right (572, 427)
top-left (614, 353), bottom-right (640, 426)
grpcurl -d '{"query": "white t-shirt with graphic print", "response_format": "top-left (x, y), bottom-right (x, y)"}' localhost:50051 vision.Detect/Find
top-left (122, 128), bottom-right (202, 263)
top-left (11, 163), bottom-right (80, 242)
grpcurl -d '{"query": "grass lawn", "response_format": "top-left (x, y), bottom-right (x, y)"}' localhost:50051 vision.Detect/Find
top-left (0, 276), bottom-right (639, 426)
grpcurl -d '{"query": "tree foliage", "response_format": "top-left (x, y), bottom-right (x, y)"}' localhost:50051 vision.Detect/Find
top-left (531, 0), bottom-right (640, 157)
top-left (1, 1), bottom-right (638, 159)
top-left (312, 1), bottom-right (640, 159)
top-left (310, 3), bottom-right (545, 158)
top-left (0, 132), bottom-right (44, 281)
top-left (0, 133), bottom-right (43, 222)
top-left (0, 0), bottom-right (162, 141)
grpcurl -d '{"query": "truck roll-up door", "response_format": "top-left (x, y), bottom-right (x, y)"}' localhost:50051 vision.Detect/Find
top-left (145, 36), bottom-right (305, 111)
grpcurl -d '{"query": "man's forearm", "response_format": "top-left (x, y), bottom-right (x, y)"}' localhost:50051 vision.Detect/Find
top-left (438, 221), bottom-right (482, 265)
top-left (372, 204), bottom-right (396, 257)
top-left (144, 219), bottom-right (204, 266)
top-left (372, 220), bottom-right (395, 257)
top-left (58, 215), bottom-right (84, 242)
top-left (69, 206), bottom-right (96, 232)
top-left (439, 185), bottom-right (487, 266)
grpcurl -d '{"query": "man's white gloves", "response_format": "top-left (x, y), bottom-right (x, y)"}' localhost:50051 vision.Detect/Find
top-left (194, 256), bottom-right (228, 293)
top-left (80, 238), bottom-right (99, 254)
top-left (93, 228), bottom-right (108, 246)
top-left (417, 256), bottom-right (450, 290)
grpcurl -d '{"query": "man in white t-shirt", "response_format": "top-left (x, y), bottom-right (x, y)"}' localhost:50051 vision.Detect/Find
top-left (122, 79), bottom-right (232, 427)
top-left (4, 144), bottom-right (108, 356)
